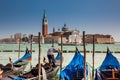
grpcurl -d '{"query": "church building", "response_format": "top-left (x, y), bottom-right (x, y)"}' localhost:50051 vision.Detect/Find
top-left (41, 10), bottom-right (82, 44)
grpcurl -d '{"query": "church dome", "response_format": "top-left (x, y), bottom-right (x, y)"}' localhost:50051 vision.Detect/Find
top-left (62, 24), bottom-right (69, 31)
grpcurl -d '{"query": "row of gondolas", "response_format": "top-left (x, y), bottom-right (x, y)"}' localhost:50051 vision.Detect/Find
top-left (0, 47), bottom-right (120, 80)
top-left (0, 48), bottom-right (63, 80)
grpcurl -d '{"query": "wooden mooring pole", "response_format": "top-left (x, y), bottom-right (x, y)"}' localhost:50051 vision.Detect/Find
top-left (18, 38), bottom-right (20, 59)
top-left (92, 35), bottom-right (95, 80)
top-left (60, 34), bottom-right (63, 69)
top-left (38, 32), bottom-right (41, 80)
top-left (30, 34), bottom-right (33, 69)
top-left (52, 38), bottom-right (54, 46)
top-left (83, 31), bottom-right (86, 80)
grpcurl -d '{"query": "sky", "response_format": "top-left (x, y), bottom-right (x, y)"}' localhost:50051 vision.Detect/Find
top-left (0, 0), bottom-right (120, 42)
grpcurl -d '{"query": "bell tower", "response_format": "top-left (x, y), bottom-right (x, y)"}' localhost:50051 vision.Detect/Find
top-left (42, 10), bottom-right (48, 37)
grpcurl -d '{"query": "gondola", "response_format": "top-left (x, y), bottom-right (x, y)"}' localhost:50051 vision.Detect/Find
top-left (0, 48), bottom-right (31, 78)
top-left (6, 53), bottom-right (63, 80)
top-left (95, 48), bottom-right (120, 80)
top-left (60, 48), bottom-right (88, 80)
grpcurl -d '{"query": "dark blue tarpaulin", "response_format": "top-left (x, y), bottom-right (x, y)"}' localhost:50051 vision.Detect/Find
top-left (60, 51), bottom-right (88, 80)
top-left (95, 51), bottom-right (120, 80)
top-left (13, 78), bottom-right (25, 80)
top-left (13, 52), bottom-right (31, 65)
top-left (55, 53), bottom-right (62, 60)
top-left (99, 52), bottom-right (120, 70)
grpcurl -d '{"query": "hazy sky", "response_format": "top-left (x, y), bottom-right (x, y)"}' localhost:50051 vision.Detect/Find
top-left (0, 0), bottom-right (120, 42)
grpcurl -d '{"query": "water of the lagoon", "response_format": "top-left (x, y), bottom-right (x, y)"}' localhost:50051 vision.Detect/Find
top-left (0, 43), bottom-right (120, 71)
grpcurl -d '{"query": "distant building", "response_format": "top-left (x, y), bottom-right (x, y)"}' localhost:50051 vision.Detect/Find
top-left (67, 30), bottom-right (82, 44)
top-left (44, 36), bottom-right (60, 44)
top-left (40, 10), bottom-right (115, 44)
top-left (0, 38), bottom-right (16, 43)
top-left (61, 30), bottom-right (81, 44)
top-left (32, 36), bottom-right (44, 44)
top-left (14, 33), bottom-right (22, 40)
top-left (50, 31), bottom-right (63, 37)
top-left (41, 10), bottom-right (82, 44)
top-left (48, 24), bottom-right (82, 44)
top-left (0, 10), bottom-right (115, 44)
top-left (62, 24), bottom-right (69, 32)
top-left (85, 34), bottom-right (115, 44)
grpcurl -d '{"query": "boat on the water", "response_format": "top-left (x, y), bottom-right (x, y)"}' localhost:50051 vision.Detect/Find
top-left (60, 48), bottom-right (88, 80)
top-left (95, 48), bottom-right (120, 80)
top-left (4, 53), bottom-right (63, 80)
top-left (0, 48), bottom-right (31, 78)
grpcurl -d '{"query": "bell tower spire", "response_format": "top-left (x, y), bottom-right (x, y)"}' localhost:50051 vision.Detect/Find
top-left (43, 10), bottom-right (47, 18)
top-left (42, 10), bottom-right (48, 37)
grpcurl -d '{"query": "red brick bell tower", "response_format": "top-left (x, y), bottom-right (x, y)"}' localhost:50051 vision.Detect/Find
top-left (42, 10), bottom-right (48, 37)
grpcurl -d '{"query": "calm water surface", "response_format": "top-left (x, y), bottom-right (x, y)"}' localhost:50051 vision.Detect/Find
top-left (0, 43), bottom-right (120, 71)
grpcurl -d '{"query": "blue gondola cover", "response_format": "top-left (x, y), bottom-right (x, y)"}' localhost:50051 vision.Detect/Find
top-left (55, 53), bottom-right (62, 60)
top-left (95, 51), bottom-right (120, 80)
top-left (99, 52), bottom-right (120, 70)
top-left (60, 51), bottom-right (88, 80)
top-left (13, 77), bottom-right (25, 80)
top-left (13, 52), bottom-right (31, 65)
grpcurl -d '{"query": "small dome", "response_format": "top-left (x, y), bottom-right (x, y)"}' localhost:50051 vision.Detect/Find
top-left (62, 24), bottom-right (69, 31)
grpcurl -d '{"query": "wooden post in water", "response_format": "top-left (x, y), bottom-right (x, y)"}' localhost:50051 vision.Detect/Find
top-left (18, 38), bottom-right (20, 59)
top-left (30, 35), bottom-right (33, 69)
top-left (52, 38), bottom-right (54, 46)
top-left (60, 34), bottom-right (63, 69)
top-left (92, 35), bottom-right (95, 80)
top-left (83, 31), bottom-right (86, 80)
top-left (38, 32), bottom-right (41, 80)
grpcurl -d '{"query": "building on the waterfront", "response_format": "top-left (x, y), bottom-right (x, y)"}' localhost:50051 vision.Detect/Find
top-left (60, 24), bottom-right (82, 44)
top-left (32, 35), bottom-right (44, 44)
top-left (14, 33), bottom-right (22, 40)
top-left (62, 24), bottom-right (69, 32)
top-left (47, 24), bottom-right (82, 44)
top-left (0, 38), bottom-right (16, 43)
top-left (66, 30), bottom-right (82, 44)
top-left (85, 34), bottom-right (115, 44)
top-left (41, 10), bottom-right (82, 44)
top-left (0, 10), bottom-right (115, 44)
top-left (44, 36), bottom-right (60, 44)
top-left (41, 10), bottom-right (115, 44)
